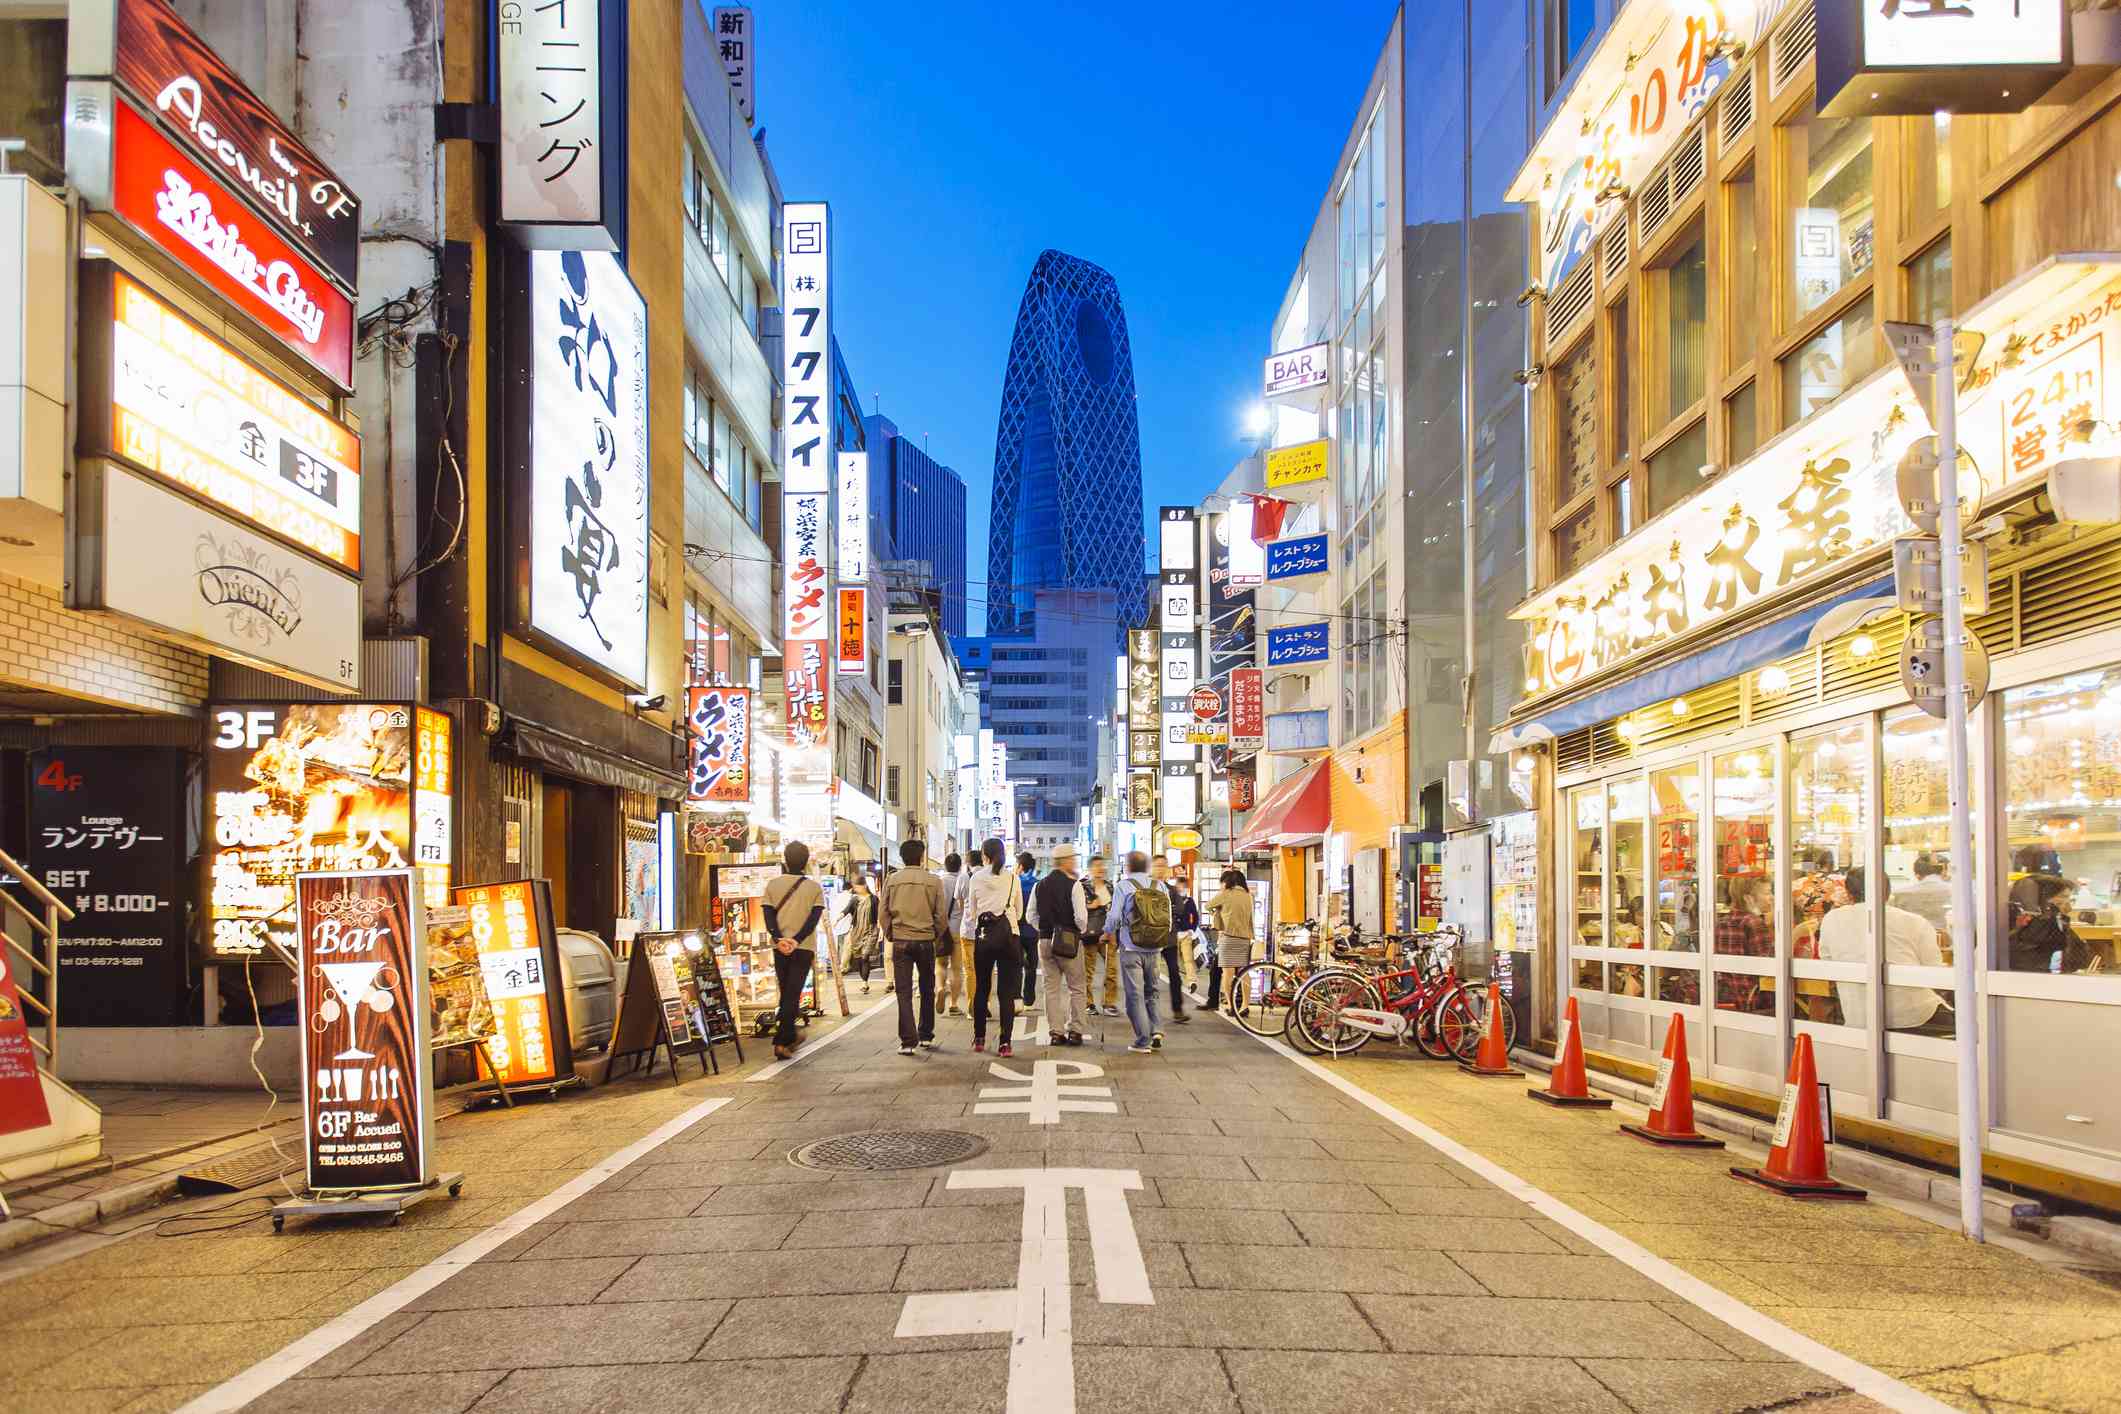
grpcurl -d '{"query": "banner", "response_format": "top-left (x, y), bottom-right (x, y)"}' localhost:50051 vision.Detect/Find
top-left (296, 869), bottom-right (433, 1192)
top-left (0, 943), bottom-right (50, 1138)
top-left (687, 685), bottom-right (752, 803)
top-left (837, 586), bottom-right (868, 675)
top-left (1230, 667), bottom-right (1265, 751)
top-left (454, 879), bottom-right (574, 1088)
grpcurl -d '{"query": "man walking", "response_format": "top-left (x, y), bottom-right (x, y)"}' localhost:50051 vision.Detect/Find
top-left (760, 841), bottom-right (825, 1061)
top-left (939, 851), bottom-right (970, 1015)
top-left (1015, 850), bottom-right (1040, 1009)
top-left (879, 839), bottom-right (952, 1056)
top-left (1083, 855), bottom-right (1116, 1016)
top-left (1166, 873), bottom-right (1201, 1020)
top-left (1028, 844), bottom-right (1091, 1046)
top-left (1107, 850), bottom-right (1172, 1053)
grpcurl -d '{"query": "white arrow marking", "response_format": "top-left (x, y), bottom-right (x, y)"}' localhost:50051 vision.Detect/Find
top-left (974, 1059), bottom-right (1117, 1126)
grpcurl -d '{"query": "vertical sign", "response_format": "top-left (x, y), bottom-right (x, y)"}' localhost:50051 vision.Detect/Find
top-left (782, 202), bottom-right (832, 749)
top-left (26, 747), bottom-right (187, 1025)
top-left (687, 685), bottom-right (753, 804)
top-left (525, 250), bottom-right (650, 687)
top-left (837, 586), bottom-right (868, 675)
top-left (296, 870), bottom-right (433, 1192)
top-left (454, 879), bottom-right (575, 1088)
top-left (1230, 667), bottom-right (1266, 751)
top-left (496, 0), bottom-right (627, 249)
top-left (413, 709), bottom-right (454, 912)
top-left (710, 6), bottom-right (757, 124)
top-left (1159, 508), bottom-right (1199, 778)
top-left (838, 450), bottom-right (868, 583)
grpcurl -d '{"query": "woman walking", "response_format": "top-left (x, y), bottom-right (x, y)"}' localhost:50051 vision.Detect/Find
top-left (962, 837), bottom-right (1026, 1056)
top-left (837, 873), bottom-right (880, 993)
top-left (1204, 870), bottom-right (1255, 1013)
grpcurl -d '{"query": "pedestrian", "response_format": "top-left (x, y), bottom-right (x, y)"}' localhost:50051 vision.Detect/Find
top-left (1108, 850), bottom-right (1172, 1053)
top-left (939, 851), bottom-right (970, 1015)
top-left (962, 837), bottom-right (1025, 1056)
top-left (1205, 869), bottom-right (1255, 1013)
top-left (1083, 855), bottom-right (1116, 1016)
top-left (879, 838), bottom-right (952, 1056)
top-left (760, 841), bottom-right (825, 1061)
top-left (1165, 872), bottom-right (1200, 1019)
top-left (1029, 843), bottom-right (1091, 1046)
top-left (836, 873), bottom-right (880, 993)
top-left (1015, 850), bottom-right (1040, 1010)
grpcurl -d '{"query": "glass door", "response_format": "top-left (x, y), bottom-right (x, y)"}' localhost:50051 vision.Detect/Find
top-left (1569, 785), bottom-right (1609, 1040)
top-left (1649, 763), bottom-right (1706, 1014)
top-left (1710, 745), bottom-right (1781, 1088)
top-left (1791, 720), bottom-right (1876, 1117)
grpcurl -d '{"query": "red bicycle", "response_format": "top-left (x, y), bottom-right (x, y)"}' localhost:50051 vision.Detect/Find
top-left (1290, 931), bottom-right (1517, 1060)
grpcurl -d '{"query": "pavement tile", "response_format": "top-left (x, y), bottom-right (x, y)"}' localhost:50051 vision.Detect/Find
top-left (703, 1293), bottom-right (1008, 1356)
top-left (948, 1149), bottom-right (1229, 1181)
top-left (842, 1350), bottom-right (1010, 1413)
top-left (1368, 1184), bottom-right (1534, 1218)
top-left (517, 1212), bottom-right (799, 1260)
top-left (556, 1186), bottom-right (715, 1221)
top-left (894, 1238), bottom-right (1191, 1292)
top-left (255, 1372), bottom-right (507, 1413)
top-left (12, 1269), bottom-right (368, 1330)
top-left (1576, 1357), bottom-right (1845, 1411)
top-left (269, 1227), bottom-right (473, 1273)
top-left (783, 1206), bottom-right (1024, 1248)
top-left (1135, 1131), bottom-right (1328, 1157)
top-left (1740, 1261), bottom-right (2112, 1313)
top-left (692, 1176), bottom-right (936, 1215)
top-left (1291, 1211), bottom-right (1567, 1254)
top-left (1240, 1155), bottom-right (1470, 1187)
top-left (1224, 1350), bottom-right (1630, 1412)
top-left (1448, 1250), bottom-right (1674, 1301)
top-left (1152, 1178), bottom-right (1390, 1212)
top-left (1071, 1287), bottom-right (1383, 1349)
top-left (1071, 1347), bottom-right (1238, 1413)
top-left (1358, 1294), bottom-right (1738, 1359)
top-left (598, 1246), bottom-right (906, 1301)
top-left (1914, 1335), bottom-right (2121, 1414)
top-left (470, 1357), bottom-right (859, 1412)
top-left (1653, 1300), bottom-right (1804, 1362)
top-left (1182, 1243), bottom-right (1483, 1296)
top-left (16, 1317), bottom-right (319, 1392)
top-left (408, 1256), bottom-right (637, 1310)
top-left (1133, 1208), bottom-right (1304, 1247)
top-left (1754, 1306), bottom-right (2018, 1374)
top-left (349, 1299), bottom-right (731, 1374)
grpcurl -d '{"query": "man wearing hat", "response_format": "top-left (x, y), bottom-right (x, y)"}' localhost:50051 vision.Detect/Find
top-left (1027, 843), bottom-right (1092, 1045)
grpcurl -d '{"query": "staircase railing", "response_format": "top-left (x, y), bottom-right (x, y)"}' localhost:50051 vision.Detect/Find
top-left (0, 843), bottom-right (74, 1074)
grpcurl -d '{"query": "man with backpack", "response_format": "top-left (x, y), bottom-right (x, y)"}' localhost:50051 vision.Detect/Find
top-left (1106, 850), bottom-right (1171, 1053)
top-left (879, 838), bottom-right (952, 1056)
top-left (1027, 843), bottom-right (1091, 1046)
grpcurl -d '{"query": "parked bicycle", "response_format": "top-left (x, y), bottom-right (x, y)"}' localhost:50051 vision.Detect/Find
top-left (1228, 920), bottom-right (1403, 1053)
top-left (1288, 927), bottom-right (1518, 1061)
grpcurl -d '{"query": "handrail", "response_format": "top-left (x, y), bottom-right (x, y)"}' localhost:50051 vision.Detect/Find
top-left (1, 928), bottom-right (53, 979)
top-left (0, 845), bottom-right (76, 923)
top-left (0, 843), bottom-right (64, 1070)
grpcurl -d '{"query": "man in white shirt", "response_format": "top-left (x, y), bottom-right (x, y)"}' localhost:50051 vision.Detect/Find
top-left (1895, 853), bottom-right (1953, 936)
top-left (1816, 866), bottom-right (1951, 1033)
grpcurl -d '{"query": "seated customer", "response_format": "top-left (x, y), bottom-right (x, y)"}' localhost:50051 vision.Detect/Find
top-left (1816, 866), bottom-right (1952, 1034)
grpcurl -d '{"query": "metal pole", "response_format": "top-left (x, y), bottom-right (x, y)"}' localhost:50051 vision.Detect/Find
top-left (1933, 315), bottom-right (1985, 1242)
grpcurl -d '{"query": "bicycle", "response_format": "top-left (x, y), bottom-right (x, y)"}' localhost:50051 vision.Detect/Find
top-left (1228, 921), bottom-right (1384, 1053)
top-left (1291, 929), bottom-right (1518, 1061)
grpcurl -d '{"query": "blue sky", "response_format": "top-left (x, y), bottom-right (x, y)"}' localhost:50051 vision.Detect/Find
top-left (748, 0), bottom-right (1393, 630)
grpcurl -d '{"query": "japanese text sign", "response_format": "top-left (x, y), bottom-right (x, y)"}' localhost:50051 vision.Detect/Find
top-left (687, 685), bottom-right (753, 804)
top-left (1267, 622), bottom-right (1330, 666)
top-left (1266, 533), bottom-right (1330, 586)
top-left (838, 450), bottom-right (869, 583)
top-left (1264, 439), bottom-right (1330, 495)
top-left (711, 7), bottom-right (756, 124)
top-left (454, 879), bottom-right (573, 1088)
top-left (1230, 667), bottom-right (1265, 751)
top-left (497, 0), bottom-right (626, 249)
top-left (837, 587), bottom-right (868, 675)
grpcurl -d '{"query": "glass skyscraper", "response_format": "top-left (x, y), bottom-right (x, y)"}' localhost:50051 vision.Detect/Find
top-left (987, 250), bottom-right (1146, 637)
top-left (863, 414), bottom-right (969, 643)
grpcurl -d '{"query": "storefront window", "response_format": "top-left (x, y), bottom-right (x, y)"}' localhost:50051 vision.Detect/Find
top-left (1723, 168), bottom-right (1757, 366)
top-left (1609, 777), bottom-right (1646, 998)
top-left (1657, 234), bottom-right (1708, 426)
top-left (1651, 765), bottom-right (1702, 1005)
top-left (1908, 238), bottom-right (1952, 331)
top-left (1879, 709), bottom-right (1964, 1035)
top-left (2003, 666), bottom-right (2121, 978)
top-left (1782, 295), bottom-right (1878, 428)
top-left (1571, 786), bottom-right (1606, 992)
top-left (1792, 722), bottom-right (1869, 1026)
top-left (1726, 381), bottom-right (1758, 467)
top-left (1783, 109), bottom-right (1875, 322)
top-left (1647, 419), bottom-right (1707, 518)
top-left (1712, 747), bottom-right (1776, 1013)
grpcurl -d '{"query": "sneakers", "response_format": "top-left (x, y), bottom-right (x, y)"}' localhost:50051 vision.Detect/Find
top-left (918, 1039), bottom-right (937, 1051)
top-left (997, 1042), bottom-right (1013, 1058)
top-left (1151, 1033), bottom-right (1164, 1050)
top-left (1127, 1041), bottom-right (1153, 1054)
top-left (898, 1043), bottom-right (917, 1056)
top-left (1064, 1031), bottom-right (1084, 1047)
top-left (972, 1039), bottom-right (985, 1053)
top-left (1049, 1032), bottom-right (1067, 1046)
top-left (1172, 1012), bottom-right (1191, 1024)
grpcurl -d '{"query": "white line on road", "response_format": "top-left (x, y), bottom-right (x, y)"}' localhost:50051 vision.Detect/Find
top-left (1221, 1016), bottom-right (1960, 1414)
top-left (177, 1095), bottom-right (735, 1414)
top-left (974, 1059), bottom-right (1117, 1125)
top-left (744, 992), bottom-right (895, 1081)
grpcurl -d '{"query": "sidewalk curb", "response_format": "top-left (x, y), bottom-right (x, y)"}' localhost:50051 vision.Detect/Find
top-left (1514, 1047), bottom-right (2121, 1263)
top-left (0, 1171), bottom-right (182, 1257)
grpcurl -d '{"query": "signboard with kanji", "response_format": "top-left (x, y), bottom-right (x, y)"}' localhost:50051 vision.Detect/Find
top-left (453, 879), bottom-right (574, 1088)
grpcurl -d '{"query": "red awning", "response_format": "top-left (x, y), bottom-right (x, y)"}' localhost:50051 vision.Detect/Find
top-left (1234, 757), bottom-right (1331, 853)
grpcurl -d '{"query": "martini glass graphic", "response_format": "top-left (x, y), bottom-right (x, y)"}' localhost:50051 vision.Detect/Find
top-left (317, 961), bottom-right (393, 1061)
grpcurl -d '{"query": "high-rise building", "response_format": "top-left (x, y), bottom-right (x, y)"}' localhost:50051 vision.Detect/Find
top-left (962, 587), bottom-right (1118, 828)
top-left (987, 250), bottom-right (1147, 637)
top-left (863, 414), bottom-right (968, 642)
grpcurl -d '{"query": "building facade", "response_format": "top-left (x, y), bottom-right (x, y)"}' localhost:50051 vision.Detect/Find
top-left (965, 587), bottom-right (1120, 829)
top-left (886, 606), bottom-right (967, 855)
top-left (864, 414), bottom-right (969, 643)
top-left (986, 250), bottom-right (1147, 637)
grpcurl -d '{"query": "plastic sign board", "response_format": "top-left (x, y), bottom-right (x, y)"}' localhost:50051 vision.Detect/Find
top-left (296, 869), bottom-right (434, 1192)
top-left (1263, 341), bottom-right (1330, 398)
top-left (687, 685), bottom-right (753, 804)
top-left (1264, 439), bottom-right (1330, 498)
top-left (455, 879), bottom-right (575, 1087)
top-left (412, 709), bottom-right (454, 913)
top-left (1266, 533), bottom-right (1330, 588)
top-left (1267, 621), bottom-right (1330, 666)
top-left (1230, 667), bottom-right (1265, 750)
top-left (781, 201), bottom-right (832, 747)
top-left (837, 586), bottom-right (868, 675)
top-left (522, 250), bottom-right (650, 688)
top-left (1166, 828), bottom-right (1203, 851)
top-left (1817, 0), bottom-right (2067, 116)
top-left (497, 0), bottom-right (628, 248)
top-left (78, 266), bottom-right (362, 572)
top-left (838, 451), bottom-right (869, 583)
top-left (1189, 684), bottom-right (1223, 721)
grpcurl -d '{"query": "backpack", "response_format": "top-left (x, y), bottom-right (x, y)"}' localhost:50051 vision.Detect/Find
top-left (977, 909), bottom-right (1014, 953)
top-left (1129, 884), bottom-right (1173, 950)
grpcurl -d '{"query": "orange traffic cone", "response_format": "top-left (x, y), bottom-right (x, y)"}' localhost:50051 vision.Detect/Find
top-left (1620, 1013), bottom-right (1723, 1148)
top-left (1528, 997), bottom-right (1611, 1107)
top-left (1458, 981), bottom-right (1524, 1077)
top-left (1730, 1034), bottom-right (1865, 1200)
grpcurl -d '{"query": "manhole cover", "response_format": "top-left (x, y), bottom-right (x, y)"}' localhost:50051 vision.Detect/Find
top-left (790, 1129), bottom-right (989, 1172)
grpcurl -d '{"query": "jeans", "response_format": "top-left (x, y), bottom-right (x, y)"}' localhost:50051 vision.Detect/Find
top-left (892, 940), bottom-right (937, 1046)
top-left (945, 935), bottom-right (974, 1010)
top-left (1087, 938), bottom-right (1120, 1008)
top-left (972, 931), bottom-right (1021, 1047)
top-left (1119, 946), bottom-right (1163, 1047)
top-left (1019, 922), bottom-right (1039, 1005)
top-left (1039, 937), bottom-right (1087, 1037)
top-left (773, 946), bottom-right (814, 1048)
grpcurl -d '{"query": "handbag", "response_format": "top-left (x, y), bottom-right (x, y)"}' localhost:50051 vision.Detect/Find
top-left (1050, 927), bottom-right (1082, 961)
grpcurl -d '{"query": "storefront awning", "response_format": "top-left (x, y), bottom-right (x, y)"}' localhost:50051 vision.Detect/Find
top-left (504, 719), bottom-right (688, 798)
top-left (1488, 578), bottom-right (1893, 756)
top-left (836, 815), bottom-right (883, 863)
top-left (1234, 756), bottom-right (1332, 853)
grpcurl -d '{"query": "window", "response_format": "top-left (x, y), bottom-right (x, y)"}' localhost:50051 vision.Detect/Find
top-left (1782, 295), bottom-right (1878, 427)
top-left (1647, 419), bottom-right (1707, 518)
top-left (1724, 169), bottom-right (1758, 366)
top-left (1650, 764), bottom-right (1703, 1006)
top-left (1878, 709), bottom-right (1964, 1035)
top-left (1792, 722), bottom-right (1870, 1026)
top-left (1608, 776), bottom-right (1646, 999)
top-left (1905, 112), bottom-right (1952, 222)
top-left (1726, 382), bottom-right (1759, 467)
top-left (860, 739), bottom-right (880, 794)
top-left (2002, 665), bottom-right (2121, 978)
top-left (1554, 338), bottom-right (1598, 505)
top-left (1571, 787), bottom-right (1606, 992)
top-left (887, 659), bottom-right (903, 706)
top-left (1655, 234), bottom-right (1708, 427)
top-left (1610, 298), bottom-right (1632, 468)
top-left (1783, 109), bottom-right (1875, 323)
top-left (887, 764), bottom-right (901, 807)
top-left (1556, 507), bottom-right (1597, 578)
top-left (1907, 237), bottom-right (1952, 331)
top-left (1548, 0), bottom-right (1599, 97)
top-left (1711, 747), bottom-right (1776, 1014)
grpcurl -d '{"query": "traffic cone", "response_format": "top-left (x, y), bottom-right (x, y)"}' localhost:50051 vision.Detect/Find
top-left (1620, 1013), bottom-right (1723, 1147)
top-left (1457, 980), bottom-right (1524, 1077)
top-left (1528, 997), bottom-right (1611, 1107)
top-left (1730, 1034), bottom-right (1865, 1200)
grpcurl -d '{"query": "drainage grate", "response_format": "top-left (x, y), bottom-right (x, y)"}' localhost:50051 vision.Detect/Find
top-left (789, 1129), bottom-right (989, 1173)
top-left (176, 1144), bottom-right (299, 1195)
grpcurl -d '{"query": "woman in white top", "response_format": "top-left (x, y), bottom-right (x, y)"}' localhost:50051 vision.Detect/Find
top-left (837, 874), bottom-right (880, 992)
top-left (960, 837), bottom-right (1027, 1055)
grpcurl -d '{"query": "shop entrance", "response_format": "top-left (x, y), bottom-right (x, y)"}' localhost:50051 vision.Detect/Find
top-left (539, 777), bottom-right (618, 942)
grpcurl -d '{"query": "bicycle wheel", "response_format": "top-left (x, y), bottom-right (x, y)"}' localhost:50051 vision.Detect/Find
top-left (1437, 984), bottom-right (1519, 1062)
top-left (1292, 970), bottom-right (1383, 1056)
top-left (1228, 961), bottom-right (1297, 1040)
top-left (1411, 991), bottom-right (1455, 1060)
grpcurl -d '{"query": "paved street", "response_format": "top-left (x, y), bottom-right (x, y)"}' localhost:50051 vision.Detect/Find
top-left (9, 990), bottom-right (2119, 1413)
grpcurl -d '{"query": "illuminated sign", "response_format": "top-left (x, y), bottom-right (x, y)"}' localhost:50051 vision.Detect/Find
top-left (837, 586), bottom-right (868, 675)
top-left (838, 450), bottom-right (869, 582)
top-left (687, 685), bottom-right (753, 804)
top-left (1817, 0), bottom-right (2068, 116)
top-left (455, 879), bottom-right (573, 1088)
top-left (413, 709), bottom-right (453, 912)
top-left (497, 0), bottom-right (627, 248)
top-left (1230, 667), bottom-right (1266, 751)
top-left (786, 640), bottom-right (831, 751)
top-left (1267, 622), bottom-right (1330, 666)
top-left (524, 250), bottom-right (650, 688)
top-left (1263, 341), bottom-right (1330, 398)
top-left (1224, 499), bottom-right (1266, 586)
top-left (1266, 533), bottom-right (1330, 587)
top-left (105, 99), bottom-right (355, 388)
top-left (1265, 439), bottom-right (1330, 495)
top-left (79, 266), bottom-right (361, 571)
top-left (207, 703), bottom-right (422, 960)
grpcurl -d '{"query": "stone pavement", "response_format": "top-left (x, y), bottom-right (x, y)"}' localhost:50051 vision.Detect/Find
top-left (0, 991), bottom-right (2113, 1412)
top-left (3, 1087), bottom-right (302, 1223)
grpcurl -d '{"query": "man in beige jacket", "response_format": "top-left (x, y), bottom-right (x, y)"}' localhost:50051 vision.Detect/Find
top-left (879, 838), bottom-right (952, 1055)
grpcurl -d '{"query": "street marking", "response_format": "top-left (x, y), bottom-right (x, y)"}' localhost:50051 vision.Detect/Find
top-left (176, 1095), bottom-right (735, 1414)
top-left (1220, 1015), bottom-right (1961, 1414)
top-left (896, 1168), bottom-right (1151, 1414)
top-left (745, 992), bottom-right (894, 1081)
top-left (975, 1059), bottom-right (1116, 1126)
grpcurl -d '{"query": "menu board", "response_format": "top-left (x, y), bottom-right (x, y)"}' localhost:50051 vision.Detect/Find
top-left (425, 905), bottom-right (495, 1051)
top-left (453, 879), bottom-right (574, 1087)
top-left (1491, 813), bottom-right (1540, 954)
top-left (413, 709), bottom-right (454, 911)
top-left (295, 870), bottom-right (433, 1192)
top-left (639, 932), bottom-right (698, 1045)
